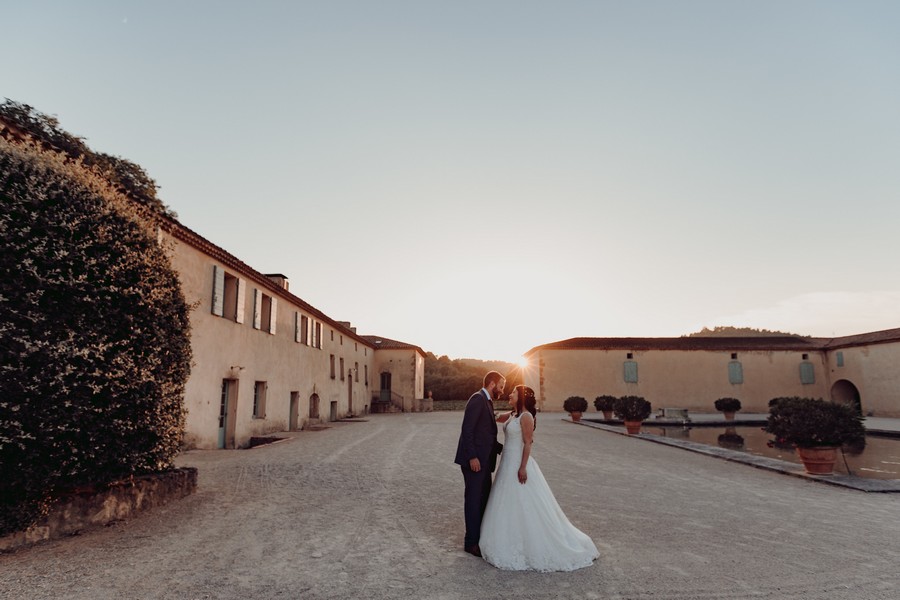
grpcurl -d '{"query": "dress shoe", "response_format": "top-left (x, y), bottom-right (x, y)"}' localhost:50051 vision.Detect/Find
top-left (464, 544), bottom-right (482, 557)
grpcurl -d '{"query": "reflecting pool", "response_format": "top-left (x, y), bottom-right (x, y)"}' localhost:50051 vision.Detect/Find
top-left (644, 425), bottom-right (900, 480)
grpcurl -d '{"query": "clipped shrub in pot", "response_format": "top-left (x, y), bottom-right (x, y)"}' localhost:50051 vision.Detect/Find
top-left (613, 396), bottom-right (652, 434)
top-left (563, 396), bottom-right (588, 422)
top-left (593, 395), bottom-right (617, 420)
top-left (714, 397), bottom-right (742, 421)
top-left (765, 397), bottom-right (866, 475)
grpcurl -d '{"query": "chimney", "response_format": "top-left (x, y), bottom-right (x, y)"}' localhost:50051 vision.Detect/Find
top-left (264, 274), bottom-right (289, 290)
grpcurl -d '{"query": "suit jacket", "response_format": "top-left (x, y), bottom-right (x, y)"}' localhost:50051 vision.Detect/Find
top-left (454, 389), bottom-right (500, 470)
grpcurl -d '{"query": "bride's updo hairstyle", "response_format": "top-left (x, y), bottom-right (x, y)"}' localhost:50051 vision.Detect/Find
top-left (515, 385), bottom-right (538, 430)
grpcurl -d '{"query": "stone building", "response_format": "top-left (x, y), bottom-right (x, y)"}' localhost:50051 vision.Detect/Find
top-left (523, 331), bottom-right (900, 418)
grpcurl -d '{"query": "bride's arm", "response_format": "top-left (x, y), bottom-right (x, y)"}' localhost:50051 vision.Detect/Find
top-left (496, 410), bottom-right (514, 423)
top-left (517, 413), bottom-right (535, 484)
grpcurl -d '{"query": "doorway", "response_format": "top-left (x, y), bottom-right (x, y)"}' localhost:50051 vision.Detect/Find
top-left (831, 379), bottom-right (862, 414)
top-left (309, 393), bottom-right (320, 419)
top-left (289, 391), bottom-right (299, 430)
top-left (218, 379), bottom-right (238, 449)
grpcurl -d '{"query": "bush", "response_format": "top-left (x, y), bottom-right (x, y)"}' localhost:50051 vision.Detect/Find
top-left (0, 136), bottom-right (192, 535)
top-left (594, 395), bottom-right (617, 412)
top-left (563, 396), bottom-right (588, 413)
top-left (613, 396), bottom-right (652, 421)
top-left (714, 397), bottom-right (742, 413)
top-left (765, 397), bottom-right (865, 448)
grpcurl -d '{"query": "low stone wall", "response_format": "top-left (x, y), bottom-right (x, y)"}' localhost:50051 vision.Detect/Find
top-left (0, 467), bottom-right (198, 553)
top-left (433, 400), bottom-right (468, 411)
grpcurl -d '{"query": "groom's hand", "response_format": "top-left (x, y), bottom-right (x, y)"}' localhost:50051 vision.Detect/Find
top-left (469, 458), bottom-right (481, 472)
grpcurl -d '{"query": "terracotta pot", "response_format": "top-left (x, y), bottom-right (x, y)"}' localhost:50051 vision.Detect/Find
top-left (723, 411), bottom-right (736, 421)
top-left (624, 420), bottom-right (643, 435)
top-left (570, 411), bottom-right (583, 422)
top-left (795, 446), bottom-right (839, 475)
top-left (602, 410), bottom-right (614, 421)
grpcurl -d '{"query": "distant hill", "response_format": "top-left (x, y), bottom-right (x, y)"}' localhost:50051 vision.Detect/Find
top-left (424, 353), bottom-right (522, 401)
top-left (685, 326), bottom-right (810, 338)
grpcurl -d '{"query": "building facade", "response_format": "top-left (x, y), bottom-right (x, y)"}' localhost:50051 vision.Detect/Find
top-left (523, 332), bottom-right (900, 418)
top-left (160, 220), bottom-right (425, 449)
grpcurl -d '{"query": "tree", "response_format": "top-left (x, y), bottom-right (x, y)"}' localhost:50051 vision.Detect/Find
top-left (0, 133), bottom-right (192, 535)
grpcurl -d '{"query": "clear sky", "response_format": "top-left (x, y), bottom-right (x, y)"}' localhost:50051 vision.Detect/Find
top-left (4, 1), bottom-right (900, 363)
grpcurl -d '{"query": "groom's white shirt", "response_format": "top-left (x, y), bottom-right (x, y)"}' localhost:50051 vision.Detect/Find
top-left (480, 388), bottom-right (491, 402)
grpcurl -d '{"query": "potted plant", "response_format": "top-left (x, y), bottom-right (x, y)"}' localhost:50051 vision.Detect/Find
top-left (714, 397), bottom-right (742, 421)
top-left (593, 395), bottom-right (617, 420)
top-left (563, 396), bottom-right (588, 422)
top-left (613, 395), bottom-right (652, 434)
top-left (765, 397), bottom-right (866, 475)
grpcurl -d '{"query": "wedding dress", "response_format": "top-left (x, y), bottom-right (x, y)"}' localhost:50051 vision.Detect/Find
top-left (479, 413), bottom-right (599, 571)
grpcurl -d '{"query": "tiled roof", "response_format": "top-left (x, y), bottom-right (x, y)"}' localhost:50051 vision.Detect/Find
top-left (527, 328), bottom-right (900, 355)
top-left (361, 335), bottom-right (425, 355)
top-left (822, 327), bottom-right (900, 349)
top-left (526, 336), bottom-right (824, 355)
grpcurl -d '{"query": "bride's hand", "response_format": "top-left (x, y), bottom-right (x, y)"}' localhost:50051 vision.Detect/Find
top-left (517, 466), bottom-right (527, 484)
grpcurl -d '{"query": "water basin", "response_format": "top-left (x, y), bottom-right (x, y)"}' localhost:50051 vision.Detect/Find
top-left (644, 425), bottom-right (900, 480)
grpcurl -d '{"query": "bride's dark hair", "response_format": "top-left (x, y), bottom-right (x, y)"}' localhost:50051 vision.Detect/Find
top-left (514, 385), bottom-right (537, 431)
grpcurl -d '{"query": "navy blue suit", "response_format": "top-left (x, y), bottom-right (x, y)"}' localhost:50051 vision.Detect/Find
top-left (455, 389), bottom-right (499, 548)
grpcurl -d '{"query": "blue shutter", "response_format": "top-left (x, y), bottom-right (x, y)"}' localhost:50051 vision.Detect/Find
top-left (800, 362), bottom-right (815, 384)
top-left (836, 351), bottom-right (844, 367)
top-left (623, 361), bottom-right (638, 383)
top-left (728, 361), bottom-right (743, 384)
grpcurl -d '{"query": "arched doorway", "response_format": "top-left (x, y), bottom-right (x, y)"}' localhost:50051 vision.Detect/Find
top-left (830, 379), bottom-right (862, 414)
top-left (309, 393), bottom-right (320, 419)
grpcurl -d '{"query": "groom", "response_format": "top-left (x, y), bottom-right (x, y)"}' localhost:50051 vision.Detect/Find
top-left (454, 370), bottom-right (505, 557)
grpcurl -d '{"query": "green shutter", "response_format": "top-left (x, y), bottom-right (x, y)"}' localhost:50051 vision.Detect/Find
top-left (623, 361), bottom-right (638, 383)
top-left (836, 351), bottom-right (844, 367)
top-left (728, 361), bottom-right (743, 384)
top-left (800, 362), bottom-right (815, 384)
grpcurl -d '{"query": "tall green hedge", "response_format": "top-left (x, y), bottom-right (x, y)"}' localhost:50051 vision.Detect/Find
top-left (0, 136), bottom-right (192, 536)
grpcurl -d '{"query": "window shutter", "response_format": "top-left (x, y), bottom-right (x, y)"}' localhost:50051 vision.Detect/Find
top-left (269, 298), bottom-right (278, 334)
top-left (836, 351), bottom-right (844, 367)
top-left (211, 265), bottom-right (224, 316)
top-left (235, 278), bottom-right (246, 323)
top-left (623, 361), bottom-right (638, 383)
top-left (800, 362), bottom-right (815, 384)
top-left (728, 361), bottom-right (743, 384)
top-left (253, 289), bottom-right (262, 329)
top-left (294, 312), bottom-right (301, 342)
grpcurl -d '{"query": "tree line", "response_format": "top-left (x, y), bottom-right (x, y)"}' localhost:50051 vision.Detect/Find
top-left (424, 353), bottom-right (524, 401)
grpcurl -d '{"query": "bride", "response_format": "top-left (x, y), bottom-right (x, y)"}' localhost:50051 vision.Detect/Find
top-left (479, 385), bottom-right (599, 571)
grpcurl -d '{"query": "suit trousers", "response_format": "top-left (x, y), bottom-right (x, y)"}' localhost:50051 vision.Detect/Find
top-left (461, 464), bottom-right (493, 548)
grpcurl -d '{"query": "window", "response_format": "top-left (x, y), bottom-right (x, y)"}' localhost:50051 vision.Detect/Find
top-left (836, 351), bottom-right (844, 367)
top-left (355, 362), bottom-right (359, 382)
top-left (330, 355), bottom-right (336, 379)
top-left (300, 315), bottom-right (309, 345)
top-left (728, 361), bottom-right (743, 384)
top-left (364, 365), bottom-right (368, 386)
top-left (253, 381), bottom-right (267, 418)
top-left (315, 321), bottom-right (322, 349)
top-left (252, 289), bottom-right (277, 334)
top-left (623, 361), bottom-right (638, 383)
top-left (355, 343), bottom-right (358, 351)
top-left (340, 358), bottom-right (345, 381)
top-left (626, 352), bottom-right (633, 360)
top-left (802, 353), bottom-right (809, 360)
top-left (331, 330), bottom-right (334, 342)
top-left (731, 353), bottom-right (738, 360)
top-left (800, 362), bottom-right (815, 384)
top-left (340, 335), bottom-right (343, 345)
top-left (211, 265), bottom-right (245, 323)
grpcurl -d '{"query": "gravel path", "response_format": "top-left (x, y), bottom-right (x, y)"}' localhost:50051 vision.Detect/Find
top-left (2, 412), bottom-right (899, 599)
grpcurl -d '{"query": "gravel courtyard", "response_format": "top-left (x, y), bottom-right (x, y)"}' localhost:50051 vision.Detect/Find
top-left (2, 412), bottom-right (899, 600)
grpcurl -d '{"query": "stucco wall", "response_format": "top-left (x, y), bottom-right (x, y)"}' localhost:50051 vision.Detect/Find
top-left (525, 347), bottom-right (830, 414)
top-left (371, 348), bottom-right (424, 411)
top-left (825, 343), bottom-right (900, 417)
top-left (165, 233), bottom-right (376, 448)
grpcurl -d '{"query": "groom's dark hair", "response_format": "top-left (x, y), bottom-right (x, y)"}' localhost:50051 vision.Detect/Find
top-left (483, 371), bottom-right (505, 388)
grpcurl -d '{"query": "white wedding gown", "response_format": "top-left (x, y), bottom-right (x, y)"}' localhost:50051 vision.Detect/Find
top-left (479, 413), bottom-right (599, 571)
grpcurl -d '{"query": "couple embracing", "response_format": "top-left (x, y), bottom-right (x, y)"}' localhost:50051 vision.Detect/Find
top-left (454, 371), bottom-right (599, 572)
